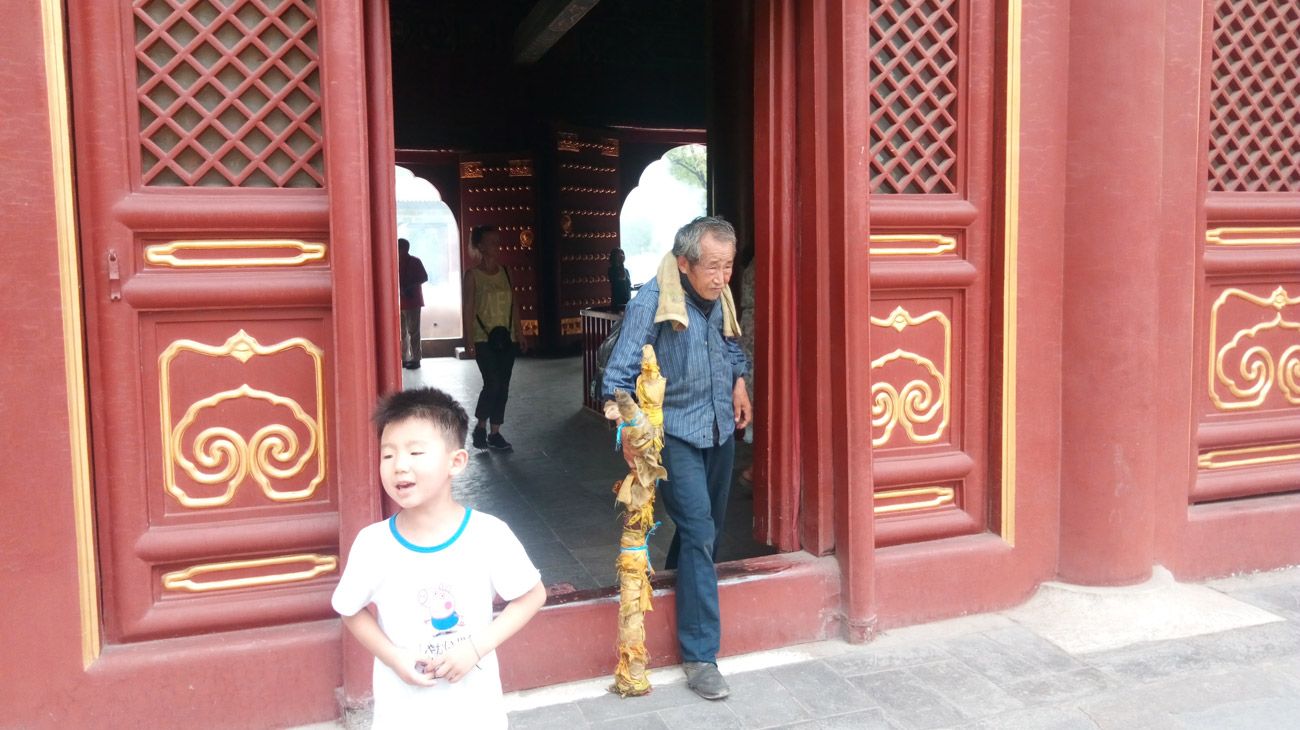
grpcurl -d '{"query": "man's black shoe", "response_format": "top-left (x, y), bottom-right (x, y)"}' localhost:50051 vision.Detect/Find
top-left (486, 433), bottom-right (512, 451)
top-left (683, 662), bottom-right (729, 700)
top-left (472, 427), bottom-right (488, 449)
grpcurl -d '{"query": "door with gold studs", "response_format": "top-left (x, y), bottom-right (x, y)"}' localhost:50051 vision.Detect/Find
top-left (69, 0), bottom-right (374, 642)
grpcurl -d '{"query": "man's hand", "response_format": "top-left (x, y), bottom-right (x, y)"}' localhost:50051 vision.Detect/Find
top-left (733, 378), bottom-right (752, 431)
top-left (604, 399), bottom-right (637, 469)
top-left (429, 640), bottom-right (479, 683)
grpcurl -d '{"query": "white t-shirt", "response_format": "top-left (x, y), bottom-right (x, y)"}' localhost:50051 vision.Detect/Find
top-left (332, 509), bottom-right (541, 730)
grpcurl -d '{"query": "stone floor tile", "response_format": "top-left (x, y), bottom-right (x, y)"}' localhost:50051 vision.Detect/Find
top-left (943, 634), bottom-right (1045, 685)
top-left (1179, 695), bottom-right (1300, 730)
top-left (905, 659), bottom-right (1023, 719)
top-left (982, 625), bottom-right (1086, 674)
top-left (822, 642), bottom-right (952, 677)
top-left (1001, 667), bottom-right (1111, 707)
top-left (510, 702), bottom-right (590, 730)
top-left (1185, 619), bottom-right (1300, 667)
top-left (655, 699), bottom-right (745, 729)
top-left (587, 713), bottom-right (670, 730)
top-left (722, 669), bottom-right (814, 728)
top-left (575, 682), bottom-right (699, 724)
top-left (1082, 638), bottom-right (1216, 684)
top-left (963, 705), bottom-right (1101, 730)
top-left (769, 660), bottom-right (880, 719)
top-left (810, 708), bottom-right (895, 730)
top-left (848, 668), bottom-right (968, 730)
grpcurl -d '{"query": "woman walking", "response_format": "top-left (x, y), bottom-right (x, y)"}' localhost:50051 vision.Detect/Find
top-left (462, 225), bottom-right (526, 450)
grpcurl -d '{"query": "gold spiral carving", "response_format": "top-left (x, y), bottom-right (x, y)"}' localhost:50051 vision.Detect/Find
top-left (159, 330), bottom-right (327, 508)
top-left (1209, 286), bottom-right (1300, 411)
top-left (871, 307), bottom-right (951, 446)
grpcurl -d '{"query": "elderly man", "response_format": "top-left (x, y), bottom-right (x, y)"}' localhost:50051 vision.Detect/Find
top-left (602, 215), bottom-right (752, 700)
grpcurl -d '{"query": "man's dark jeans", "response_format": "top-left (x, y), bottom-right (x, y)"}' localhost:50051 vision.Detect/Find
top-left (661, 433), bottom-right (735, 664)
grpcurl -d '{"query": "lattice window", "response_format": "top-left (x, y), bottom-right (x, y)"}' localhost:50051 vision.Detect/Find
top-left (134, 0), bottom-right (324, 187)
top-left (869, 0), bottom-right (960, 194)
top-left (1208, 1), bottom-right (1300, 192)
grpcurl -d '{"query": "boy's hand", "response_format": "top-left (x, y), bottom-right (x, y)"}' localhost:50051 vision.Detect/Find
top-left (387, 648), bottom-right (438, 687)
top-left (430, 640), bottom-right (480, 683)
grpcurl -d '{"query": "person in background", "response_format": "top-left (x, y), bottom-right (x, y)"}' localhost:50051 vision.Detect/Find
top-left (462, 226), bottom-right (526, 451)
top-left (398, 238), bottom-right (428, 370)
top-left (608, 246), bottom-right (632, 309)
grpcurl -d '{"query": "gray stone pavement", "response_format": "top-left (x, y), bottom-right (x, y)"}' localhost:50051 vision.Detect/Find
top-left (503, 565), bottom-right (1300, 730)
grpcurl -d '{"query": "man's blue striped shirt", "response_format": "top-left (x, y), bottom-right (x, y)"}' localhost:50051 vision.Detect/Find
top-left (602, 277), bottom-right (749, 449)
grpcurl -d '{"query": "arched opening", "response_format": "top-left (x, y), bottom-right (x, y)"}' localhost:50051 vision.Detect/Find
top-left (619, 144), bottom-right (709, 285)
top-left (396, 165), bottom-right (462, 346)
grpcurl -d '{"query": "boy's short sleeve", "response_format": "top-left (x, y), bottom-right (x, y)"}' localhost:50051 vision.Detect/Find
top-left (487, 519), bottom-right (541, 602)
top-left (331, 528), bottom-right (380, 617)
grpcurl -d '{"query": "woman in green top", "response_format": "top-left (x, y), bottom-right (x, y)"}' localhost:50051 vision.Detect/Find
top-left (462, 226), bottom-right (526, 450)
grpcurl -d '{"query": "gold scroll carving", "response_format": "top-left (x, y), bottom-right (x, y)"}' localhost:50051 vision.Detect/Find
top-left (159, 330), bottom-right (327, 508)
top-left (1209, 286), bottom-right (1300, 411)
top-left (871, 307), bottom-right (952, 446)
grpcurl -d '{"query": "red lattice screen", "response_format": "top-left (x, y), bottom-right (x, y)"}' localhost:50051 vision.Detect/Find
top-left (1208, 1), bottom-right (1300, 192)
top-left (869, 0), bottom-right (960, 194)
top-left (134, 0), bottom-right (324, 187)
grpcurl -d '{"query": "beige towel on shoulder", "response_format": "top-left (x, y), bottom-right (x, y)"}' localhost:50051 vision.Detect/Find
top-left (653, 251), bottom-right (742, 337)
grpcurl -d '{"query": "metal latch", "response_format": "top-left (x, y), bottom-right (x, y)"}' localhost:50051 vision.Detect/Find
top-left (107, 250), bottom-right (121, 301)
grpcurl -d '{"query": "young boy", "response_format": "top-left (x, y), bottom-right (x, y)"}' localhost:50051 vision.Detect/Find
top-left (332, 387), bottom-right (546, 729)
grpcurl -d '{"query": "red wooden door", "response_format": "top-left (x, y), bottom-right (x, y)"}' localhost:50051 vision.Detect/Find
top-left (458, 153), bottom-right (541, 346)
top-left (867, 0), bottom-right (998, 545)
top-left (549, 124), bottom-right (623, 349)
top-left (69, 0), bottom-right (377, 642)
top-left (1193, 1), bottom-right (1300, 504)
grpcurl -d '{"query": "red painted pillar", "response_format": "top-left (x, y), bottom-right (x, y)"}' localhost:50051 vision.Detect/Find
top-left (794, 0), bottom-right (875, 640)
top-left (1058, 1), bottom-right (1166, 584)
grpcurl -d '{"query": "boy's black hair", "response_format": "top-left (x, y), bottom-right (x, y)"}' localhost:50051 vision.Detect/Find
top-left (373, 387), bottom-right (469, 448)
top-left (470, 225), bottom-right (499, 247)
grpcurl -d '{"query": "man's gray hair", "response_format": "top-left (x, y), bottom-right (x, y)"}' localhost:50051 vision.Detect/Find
top-left (672, 215), bottom-right (737, 263)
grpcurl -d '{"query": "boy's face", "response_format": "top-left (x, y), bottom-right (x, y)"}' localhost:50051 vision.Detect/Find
top-left (379, 417), bottom-right (467, 512)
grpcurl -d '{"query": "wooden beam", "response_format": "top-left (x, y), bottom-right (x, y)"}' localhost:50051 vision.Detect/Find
top-left (513, 0), bottom-right (600, 64)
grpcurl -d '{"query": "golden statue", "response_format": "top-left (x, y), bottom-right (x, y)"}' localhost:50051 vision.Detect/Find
top-left (604, 345), bottom-right (667, 697)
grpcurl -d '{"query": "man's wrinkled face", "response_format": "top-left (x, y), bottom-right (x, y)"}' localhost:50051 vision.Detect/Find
top-left (677, 233), bottom-right (735, 301)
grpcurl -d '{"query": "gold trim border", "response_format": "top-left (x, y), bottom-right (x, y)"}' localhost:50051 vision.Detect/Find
top-left (162, 553), bottom-right (338, 593)
top-left (144, 239), bottom-right (327, 268)
top-left (869, 233), bottom-right (958, 256)
top-left (1000, 0), bottom-right (1022, 546)
top-left (1198, 442), bottom-right (1300, 471)
top-left (1206, 227), bottom-right (1300, 246)
top-left (874, 486), bottom-right (956, 515)
top-left (42, 0), bottom-right (101, 668)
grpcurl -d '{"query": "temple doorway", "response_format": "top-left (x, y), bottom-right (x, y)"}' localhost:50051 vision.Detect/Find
top-left (385, 0), bottom-right (774, 596)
